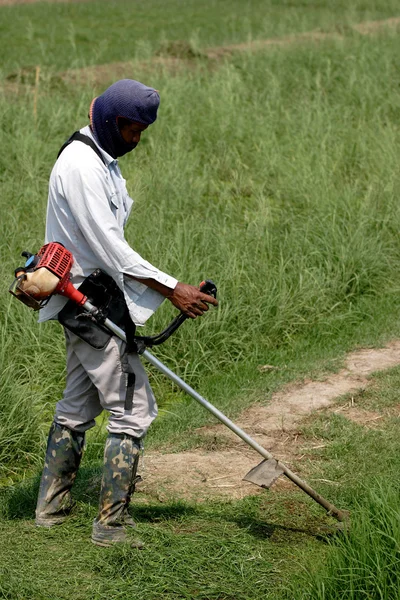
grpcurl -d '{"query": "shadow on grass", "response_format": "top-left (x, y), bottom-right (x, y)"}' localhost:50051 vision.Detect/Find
top-left (0, 467), bottom-right (329, 545)
top-left (0, 474), bottom-right (39, 520)
top-left (232, 513), bottom-right (305, 540)
top-left (0, 464), bottom-right (103, 520)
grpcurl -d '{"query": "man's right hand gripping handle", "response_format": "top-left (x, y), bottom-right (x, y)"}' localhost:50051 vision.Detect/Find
top-left (167, 281), bottom-right (218, 319)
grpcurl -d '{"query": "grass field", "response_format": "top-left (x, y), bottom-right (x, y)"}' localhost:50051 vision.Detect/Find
top-left (1, 0), bottom-right (400, 72)
top-left (2, 1), bottom-right (400, 598)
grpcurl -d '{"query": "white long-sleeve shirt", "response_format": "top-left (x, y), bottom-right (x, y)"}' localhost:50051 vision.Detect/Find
top-left (39, 126), bottom-right (177, 326)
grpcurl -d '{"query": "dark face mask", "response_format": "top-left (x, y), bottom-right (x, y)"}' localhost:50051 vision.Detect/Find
top-left (110, 127), bottom-right (138, 158)
top-left (115, 138), bottom-right (138, 157)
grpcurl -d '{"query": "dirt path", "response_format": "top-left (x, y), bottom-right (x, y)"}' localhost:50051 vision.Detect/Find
top-left (139, 341), bottom-right (400, 502)
top-left (206, 16), bottom-right (400, 59)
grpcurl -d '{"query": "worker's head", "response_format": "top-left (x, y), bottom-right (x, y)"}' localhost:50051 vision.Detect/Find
top-left (89, 79), bottom-right (160, 158)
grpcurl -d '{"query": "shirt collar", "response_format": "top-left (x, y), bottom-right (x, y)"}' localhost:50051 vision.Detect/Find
top-left (80, 125), bottom-right (117, 166)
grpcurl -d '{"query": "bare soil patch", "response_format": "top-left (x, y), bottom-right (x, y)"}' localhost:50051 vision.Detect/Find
top-left (139, 341), bottom-right (400, 502)
top-left (353, 17), bottom-right (400, 34)
top-left (62, 57), bottom-right (193, 87)
top-left (206, 16), bottom-right (400, 59)
top-left (334, 405), bottom-right (383, 428)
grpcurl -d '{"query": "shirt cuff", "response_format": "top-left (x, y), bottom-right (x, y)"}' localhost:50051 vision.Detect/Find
top-left (120, 251), bottom-right (178, 290)
top-left (155, 273), bottom-right (178, 289)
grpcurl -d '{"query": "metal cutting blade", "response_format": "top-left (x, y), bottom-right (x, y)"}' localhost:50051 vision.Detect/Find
top-left (243, 458), bottom-right (285, 489)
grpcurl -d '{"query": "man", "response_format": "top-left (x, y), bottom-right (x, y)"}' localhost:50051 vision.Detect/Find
top-left (35, 79), bottom-right (217, 547)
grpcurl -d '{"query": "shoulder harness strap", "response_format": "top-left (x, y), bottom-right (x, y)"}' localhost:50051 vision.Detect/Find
top-left (57, 131), bottom-right (107, 165)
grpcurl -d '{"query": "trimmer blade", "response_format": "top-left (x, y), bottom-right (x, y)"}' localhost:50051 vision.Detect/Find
top-left (243, 458), bottom-right (285, 489)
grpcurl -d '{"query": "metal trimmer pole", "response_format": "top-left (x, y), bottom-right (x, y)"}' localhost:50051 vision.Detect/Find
top-left (85, 300), bottom-right (348, 522)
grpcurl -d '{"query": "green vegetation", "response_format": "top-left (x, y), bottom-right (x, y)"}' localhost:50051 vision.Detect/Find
top-left (1, 0), bottom-right (400, 73)
top-left (296, 482), bottom-right (400, 599)
top-left (2, 1), bottom-right (400, 598)
top-left (3, 366), bottom-right (400, 598)
top-left (0, 487), bottom-right (321, 600)
top-left (289, 367), bottom-right (400, 599)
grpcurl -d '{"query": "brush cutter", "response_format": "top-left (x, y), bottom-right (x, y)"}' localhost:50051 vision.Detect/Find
top-left (10, 242), bottom-right (349, 522)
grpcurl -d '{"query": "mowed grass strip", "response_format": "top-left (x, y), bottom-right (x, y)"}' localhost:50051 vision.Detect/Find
top-left (0, 488), bottom-right (321, 600)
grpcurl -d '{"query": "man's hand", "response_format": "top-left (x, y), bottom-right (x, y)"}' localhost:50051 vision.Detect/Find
top-left (167, 282), bottom-right (218, 318)
top-left (127, 276), bottom-right (218, 318)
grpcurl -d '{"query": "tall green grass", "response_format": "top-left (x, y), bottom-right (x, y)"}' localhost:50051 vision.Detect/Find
top-left (3, 20), bottom-right (400, 597)
top-left (286, 366), bottom-right (400, 599)
top-left (1, 0), bottom-right (400, 73)
top-left (295, 481), bottom-right (400, 600)
top-left (3, 32), bottom-right (400, 476)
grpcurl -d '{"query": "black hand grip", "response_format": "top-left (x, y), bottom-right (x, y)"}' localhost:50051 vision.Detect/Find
top-left (199, 279), bottom-right (217, 299)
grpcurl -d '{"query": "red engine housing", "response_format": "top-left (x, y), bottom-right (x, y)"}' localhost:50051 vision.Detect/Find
top-left (36, 242), bottom-right (86, 305)
top-left (37, 242), bottom-right (73, 284)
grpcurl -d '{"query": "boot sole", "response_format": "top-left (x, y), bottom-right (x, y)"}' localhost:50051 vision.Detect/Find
top-left (91, 538), bottom-right (113, 548)
top-left (35, 517), bottom-right (66, 528)
top-left (91, 536), bottom-right (145, 549)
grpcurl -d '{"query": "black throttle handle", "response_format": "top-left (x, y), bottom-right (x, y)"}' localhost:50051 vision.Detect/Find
top-left (199, 279), bottom-right (217, 298)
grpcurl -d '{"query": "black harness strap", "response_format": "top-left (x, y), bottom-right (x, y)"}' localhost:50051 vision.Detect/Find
top-left (57, 131), bottom-right (107, 165)
top-left (122, 305), bottom-right (139, 411)
top-left (125, 373), bottom-right (136, 412)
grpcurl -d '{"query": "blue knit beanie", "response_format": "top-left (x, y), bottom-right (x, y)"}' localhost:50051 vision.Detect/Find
top-left (90, 79), bottom-right (160, 158)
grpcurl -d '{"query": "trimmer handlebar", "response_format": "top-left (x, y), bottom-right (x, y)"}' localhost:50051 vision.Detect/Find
top-left (135, 279), bottom-right (217, 348)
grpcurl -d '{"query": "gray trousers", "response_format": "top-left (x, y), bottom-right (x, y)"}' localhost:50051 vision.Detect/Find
top-left (54, 329), bottom-right (158, 439)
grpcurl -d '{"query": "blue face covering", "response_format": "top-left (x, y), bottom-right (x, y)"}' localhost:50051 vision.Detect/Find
top-left (90, 79), bottom-right (160, 158)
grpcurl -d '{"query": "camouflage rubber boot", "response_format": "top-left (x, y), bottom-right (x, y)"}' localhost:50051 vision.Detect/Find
top-left (91, 433), bottom-right (143, 548)
top-left (35, 421), bottom-right (85, 527)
